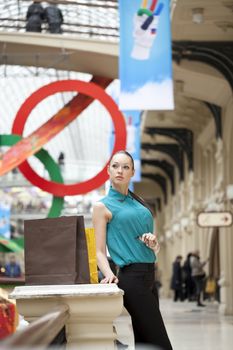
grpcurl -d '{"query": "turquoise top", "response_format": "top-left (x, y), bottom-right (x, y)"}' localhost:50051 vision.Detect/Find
top-left (100, 187), bottom-right (156, 267)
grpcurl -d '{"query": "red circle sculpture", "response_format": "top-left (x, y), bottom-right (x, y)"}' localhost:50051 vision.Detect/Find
top-left (12, 80), bottom-right (127, 196)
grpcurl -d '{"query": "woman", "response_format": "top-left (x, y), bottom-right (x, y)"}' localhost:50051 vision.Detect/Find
top-left (92, 150), bottom-right (172, 350)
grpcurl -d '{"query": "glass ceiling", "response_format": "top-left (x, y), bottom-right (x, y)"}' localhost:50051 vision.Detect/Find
top-left (0, 0), bottom-right (120, 185)
top-left (0, 66), bottom-right (119, 182)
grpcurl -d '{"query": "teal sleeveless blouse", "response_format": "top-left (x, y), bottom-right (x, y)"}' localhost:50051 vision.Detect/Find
top-left (100, 187), bottom-right (156, 267)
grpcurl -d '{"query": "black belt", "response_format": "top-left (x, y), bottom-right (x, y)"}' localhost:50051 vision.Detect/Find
top-left (120, 263), bottom-right (155, 272)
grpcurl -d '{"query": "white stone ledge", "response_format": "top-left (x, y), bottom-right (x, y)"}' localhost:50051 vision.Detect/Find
top-left (10, 284), bottom-right (124, 299)
top-left (0, 31), bottom-right (118, 56)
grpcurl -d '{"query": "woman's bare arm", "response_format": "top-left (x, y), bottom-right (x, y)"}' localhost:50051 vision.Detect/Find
top-left (92, 202), bottom-right (119, 283)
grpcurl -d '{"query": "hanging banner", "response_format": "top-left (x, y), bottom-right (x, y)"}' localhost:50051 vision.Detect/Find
top-left (0, 202), bottom-right (11, 239)
top-left (119, 0), bottom-right (174, 110)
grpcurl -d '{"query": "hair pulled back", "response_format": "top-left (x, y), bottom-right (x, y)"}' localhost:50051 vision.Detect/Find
top-left (110, 150), bottom-right (153, 215)
top-left (110, 150), bottom-right (134, 170)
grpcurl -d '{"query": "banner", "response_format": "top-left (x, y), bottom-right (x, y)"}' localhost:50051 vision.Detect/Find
top-left (119, 0), bottom-right (174, 110)
top-left (0, 202), bottom-right (11, 239)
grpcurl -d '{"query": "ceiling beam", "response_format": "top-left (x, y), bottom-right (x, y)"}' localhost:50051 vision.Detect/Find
top-left (142, 173), bottom-right (167, 204)
top-left (142, 143), bottom-right (184, 181)
top-left (145, 127), bottom-right (193, 171)
top-left (141, 159), bottom-right (175, 195)
top-left (173, 41), bottom-right (233, 90)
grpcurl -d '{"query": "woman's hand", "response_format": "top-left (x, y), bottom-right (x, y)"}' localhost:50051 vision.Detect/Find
top-left (100, 273), bottom-right (119, 284)
top-left (140, 233), bottom-right (160, 253)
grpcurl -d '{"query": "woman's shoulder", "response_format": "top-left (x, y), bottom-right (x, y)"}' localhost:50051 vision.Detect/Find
top-left (93, 201), bottom-right (107, 210)
top-left (98, 195), bottom-right (112, 207)
top-left (93, 201), bottom-right (112, 221)
top-left (93, 200), bottom-right (112, 214)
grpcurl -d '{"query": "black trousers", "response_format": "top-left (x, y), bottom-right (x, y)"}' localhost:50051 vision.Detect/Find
top-left (118, 263), bottom-right (173, 350)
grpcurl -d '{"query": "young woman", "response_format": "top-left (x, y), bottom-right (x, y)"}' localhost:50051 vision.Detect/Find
top-left (92, 150), bottom-right (172, 350)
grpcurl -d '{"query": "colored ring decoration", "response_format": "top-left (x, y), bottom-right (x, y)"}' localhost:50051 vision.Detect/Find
top-left (0, 134), bottom-right (64, 218)
top-left (12, 80), bottom-right (127, 197)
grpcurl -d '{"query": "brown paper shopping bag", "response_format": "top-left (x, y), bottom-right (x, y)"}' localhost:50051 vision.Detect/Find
top-left (24, 216), bottom-right (90, 285)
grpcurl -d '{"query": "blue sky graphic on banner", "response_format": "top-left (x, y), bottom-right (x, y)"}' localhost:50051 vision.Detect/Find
top-left (0, 202), bottom-right (11, 239)
top-left (119, 0), bottom-right (174, 110)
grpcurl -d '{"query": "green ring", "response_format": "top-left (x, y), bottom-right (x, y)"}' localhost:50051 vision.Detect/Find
top-left (137, 8), bottom-right (153, 16)
top-left (0, 134), bottom-right (64, 217)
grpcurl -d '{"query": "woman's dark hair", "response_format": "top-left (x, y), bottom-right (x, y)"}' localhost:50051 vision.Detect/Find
top-left (129, 190), bottom-right (153, 216)
top-left (110, 150), bottom-right (134, 169)
top-left (110, 150), bottom-right (153, 215)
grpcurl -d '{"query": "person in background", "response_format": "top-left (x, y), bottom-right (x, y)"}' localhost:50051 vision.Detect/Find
top-left (170, 255), bottom-right (184, 302)
top-left (44, 3), bottom-right (63, 34)
top-left (4, 254), bottom-right (21, 278)
top-left (190, 250), bottom-right (209, 307)
top-left (92, 150), bottom-right (172, 350)
top-left (0, 256), bottom-right (5, 276)
top-left (183, 252), bottom-right (196, 301)
top-left (25, 0), bottom-right (45, 33)
top-left (58, 151), bottom-right (65, 174)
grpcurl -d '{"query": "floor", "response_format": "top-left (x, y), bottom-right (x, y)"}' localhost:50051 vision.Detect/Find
top-left (114, 299), bottom-right (233, 350)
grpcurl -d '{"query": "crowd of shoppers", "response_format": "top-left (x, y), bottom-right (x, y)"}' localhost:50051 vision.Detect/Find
top-left (170, 251), bottom-right (214, 307)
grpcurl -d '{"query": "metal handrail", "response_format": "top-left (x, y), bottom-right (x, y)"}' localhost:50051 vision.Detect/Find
top-left (0, 17), bottom-right (118, 31)
top-left (0, 1), bottom-right (119, 40)
top-left (0, 24), bottom-right (119, 38)
top-left (1, 304), bottom-right (69, 348)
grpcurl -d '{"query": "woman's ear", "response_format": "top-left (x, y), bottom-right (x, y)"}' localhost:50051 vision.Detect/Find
top-left (131, 168), bottom-right (135, 178)
top-left (107, 164), bottom-right (110, 176)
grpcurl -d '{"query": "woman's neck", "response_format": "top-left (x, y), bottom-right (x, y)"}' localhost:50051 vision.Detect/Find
top-left (111, 183), bottom-right (129, 196)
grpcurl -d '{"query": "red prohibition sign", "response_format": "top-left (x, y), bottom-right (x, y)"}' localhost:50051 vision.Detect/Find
top-left (12, 80), bottom-right (127, 196)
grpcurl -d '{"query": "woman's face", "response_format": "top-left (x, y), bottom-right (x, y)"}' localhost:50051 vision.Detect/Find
top-left (108, 153), bottom-right (135, 185)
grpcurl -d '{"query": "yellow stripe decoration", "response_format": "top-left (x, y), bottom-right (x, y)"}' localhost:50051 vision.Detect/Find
top-left (85, 228), bottom-right (98, 284)
top-left (141, 0), bottom-right (148, 8)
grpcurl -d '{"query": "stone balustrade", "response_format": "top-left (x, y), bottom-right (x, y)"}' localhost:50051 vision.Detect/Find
top-left (10, 283), bottom-right (124, 349)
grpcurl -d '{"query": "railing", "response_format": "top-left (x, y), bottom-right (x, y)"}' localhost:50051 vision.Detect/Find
top-left (0, 0), bottom-right (119, 41)
top-left (0, 276), bottom-right (25, 286)
top-left (0, 17), bottom-right (119, 40)
top-left (1, 304), bottom-right (69, 349)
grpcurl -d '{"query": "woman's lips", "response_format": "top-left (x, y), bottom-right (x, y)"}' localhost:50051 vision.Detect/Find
top-left (116, 176), bottom-right (123, 180)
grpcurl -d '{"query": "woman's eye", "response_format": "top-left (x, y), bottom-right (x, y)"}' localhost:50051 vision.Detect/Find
top-left (112, 164), bottom-right (118, 168)
top-left (123, 166), bottom-right (130, 170)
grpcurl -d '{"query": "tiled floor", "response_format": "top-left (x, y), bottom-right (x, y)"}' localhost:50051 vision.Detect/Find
top-left (163, 299), bottom-right (233, 350)
top-left (114, 299), bottom-right (233, 350)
